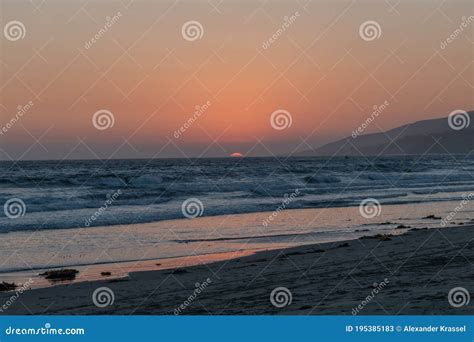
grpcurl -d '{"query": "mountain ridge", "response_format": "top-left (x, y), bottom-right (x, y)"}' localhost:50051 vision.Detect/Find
top-left (298, 110), bottom-right (474, 156)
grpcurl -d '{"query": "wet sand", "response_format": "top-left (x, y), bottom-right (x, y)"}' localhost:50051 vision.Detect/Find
top-left (0, 225), bottom-right (472, 315)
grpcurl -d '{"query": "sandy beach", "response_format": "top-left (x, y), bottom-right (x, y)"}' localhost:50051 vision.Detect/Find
top-left (0, 225), bottom-right (471, 315)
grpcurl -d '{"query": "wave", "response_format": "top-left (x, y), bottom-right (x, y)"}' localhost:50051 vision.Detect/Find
top-left (303, 175), bottom-right (341, 184)
top-left (128, 174), bottom-right (164, 187)
top-left (1, 155), bottom-right (474, 232)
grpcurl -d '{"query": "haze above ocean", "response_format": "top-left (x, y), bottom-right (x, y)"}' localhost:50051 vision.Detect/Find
top-left (1, 155), bottom-right (474, 233)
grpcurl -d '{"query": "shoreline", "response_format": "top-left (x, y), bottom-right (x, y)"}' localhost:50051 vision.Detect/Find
top-left (0, 249), bottom-right (266, 290)
top-left (0, 225), bottom-right (472, 315)
top-left (2, 193), bottom-right (473, 235)
top-left (1, 199), bottom-right (471, 283)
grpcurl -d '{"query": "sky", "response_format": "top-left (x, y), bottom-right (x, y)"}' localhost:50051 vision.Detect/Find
top-left (0, 0), bottom-right (473, 160)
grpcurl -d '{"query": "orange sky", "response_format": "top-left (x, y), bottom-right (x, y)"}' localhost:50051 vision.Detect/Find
top-left (0, 0), bottom-right (472, 159)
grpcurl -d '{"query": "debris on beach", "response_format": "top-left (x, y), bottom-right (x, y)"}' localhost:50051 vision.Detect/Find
top-left (360, 234), bottom-right (392, 241)
top-left (39, 269), bottom-right (79, 281)
top-left (108, 278), bottom-right (129, 283)
top-left (101, 272), bottom-right (112, 276)
top-left (0, 282), bottom-right (17, 292)
top-left (423, 214), bottom-right (441, 220)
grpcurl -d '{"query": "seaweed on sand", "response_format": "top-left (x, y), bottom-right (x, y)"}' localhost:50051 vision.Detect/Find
top-left (39, 269), bottom-right (79, 281)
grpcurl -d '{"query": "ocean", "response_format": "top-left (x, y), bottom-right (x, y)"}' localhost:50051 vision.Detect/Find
top-left (1, 155), bottom-right (474, 233)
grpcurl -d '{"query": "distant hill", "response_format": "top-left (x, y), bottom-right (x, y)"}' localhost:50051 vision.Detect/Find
top-left (298, 111), bottom-right (474, 156)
